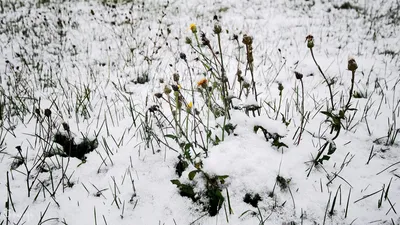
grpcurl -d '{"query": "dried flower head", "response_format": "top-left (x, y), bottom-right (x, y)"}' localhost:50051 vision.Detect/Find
top-left (347, 56), bottom-right (358, 72)
top-left (200, 32), bottom-right (210, 46)
top-left (242, 34), bottom-right (253, 45)
top-left (190, 23), bottom-right (197, 33)
top-left (305, 35), bottom-right (314, 48)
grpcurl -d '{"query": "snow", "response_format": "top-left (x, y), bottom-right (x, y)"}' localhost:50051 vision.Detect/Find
top-left (0, 0), bottom-right (400, 224)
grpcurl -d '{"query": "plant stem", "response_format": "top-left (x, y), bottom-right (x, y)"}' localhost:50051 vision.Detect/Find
top-left (345, 70), bottom-right (355, 110)
top-left (297, 79), bottom-right (305, 145)
top-left (310, 48), bottom-right (335, 110)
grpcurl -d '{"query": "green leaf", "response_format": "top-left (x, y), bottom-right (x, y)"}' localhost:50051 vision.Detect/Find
top-left (320, 111), bottom-right (333, 117)
top-left (239, 209), bottom-right (253, 218)
top-left (253, 125), bottom-right (261, 133)
top-left (171, 179), bottom-right (181, 186)
top-left (224, 123), bottom-right (237, 135)
top-left (184, 143), bottom-right (192, 151)
top-left (327, 142), bottom-right (337, 155)
top-left (318, 155), bottom-right (331, 164)
top-left (188, 170), bottom-right (200, 180)
top-left (217, 175), bottom-right (229, 184)
top-left (165, 134), bottom-right (177, 140)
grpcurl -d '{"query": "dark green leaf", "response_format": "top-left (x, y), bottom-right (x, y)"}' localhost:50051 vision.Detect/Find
top-left (171, 179), bottom-right (181, 186)
top-left (188, 170), bottom-right (200, 180)
top-left (165, 134), bottom-right (178, 140)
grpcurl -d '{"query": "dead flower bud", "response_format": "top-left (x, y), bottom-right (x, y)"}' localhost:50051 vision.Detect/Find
top-left (173, 73), bottom-right (180, 82)
top-left (185, 37), bottom-right (192, 45)
top-left (154, 93), bottom-right (163, 98)
top-left (243, 81), bottom-right (250, 89)
top-left (164, 85), bottom-right (172, 94)
top-left (305, 35), bottom-right (314, 48)
top-left (347, 56), bottom-right (358, 72)
top-left (278, 83), bottom-right (284, 91)
top-left (213, 24), bottom-right (222, 34)
top-left (179, 52), bottom-right (187, 61)
top-left (148, 105), bottom-right (159, 113)
top-left (294, 71), bottom-right (303, 80)
top-left (44, 108), bottom-right (52, 117)
top-left (172, 84), bottom-right (179, 92)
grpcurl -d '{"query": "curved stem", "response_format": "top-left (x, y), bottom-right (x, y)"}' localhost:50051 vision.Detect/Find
top-left (310, 48), bottom-right (335, 110)
top-left (345, 70), bottom-right (355, 110)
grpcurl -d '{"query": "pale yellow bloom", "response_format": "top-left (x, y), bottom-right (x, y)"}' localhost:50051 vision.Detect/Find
top-left (187, 101), bottom-right (193, 109)
top-left (190, 23), bottom-right (197, 33)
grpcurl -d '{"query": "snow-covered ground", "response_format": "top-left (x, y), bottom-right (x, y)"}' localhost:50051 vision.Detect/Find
top-left (0, 0), bottom-right (399, 224)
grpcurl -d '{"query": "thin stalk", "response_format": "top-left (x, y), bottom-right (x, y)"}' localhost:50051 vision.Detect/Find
top-left (297, 79), bottom-right (305, 145)
top-left (310, 48), bottom-right (335, 110)
top-left (345, 70), bottom-right (355, 110)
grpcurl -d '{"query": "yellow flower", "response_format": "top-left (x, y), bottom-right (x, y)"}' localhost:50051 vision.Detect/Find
top-left (190, 23), bottom-right (197, 33)
top-left (178, 84), bottom-right (181, 90)
top-left (197, 78), bottom-right (208, 88)
top-left (187, 101), bottom-right (193, 109)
